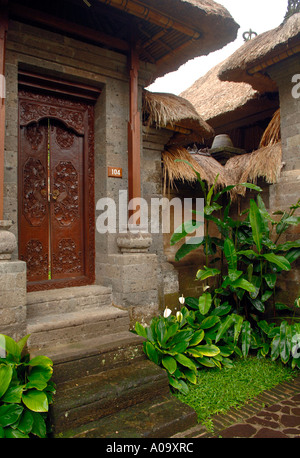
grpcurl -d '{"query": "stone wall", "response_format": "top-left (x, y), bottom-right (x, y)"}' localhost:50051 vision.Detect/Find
top-left (267, 55), bottom-right (300, 304)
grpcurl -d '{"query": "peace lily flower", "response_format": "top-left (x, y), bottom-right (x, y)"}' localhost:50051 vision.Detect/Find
top-left (163, 307), bottom-right (172, 318)
top-left (203, 285), bottom-right (210, 292)
top-left (176, 311), bottom-right (183, 323)
top-left (179, 294), bottom-right (185, 305)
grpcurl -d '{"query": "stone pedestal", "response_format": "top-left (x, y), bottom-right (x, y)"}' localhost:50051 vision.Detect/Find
top-left (0, 221), bottom-right (27, 340)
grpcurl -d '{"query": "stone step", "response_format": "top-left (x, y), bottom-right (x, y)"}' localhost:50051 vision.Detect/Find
top-left (30, 331), bottom-right (145, 384)
top-left (56, 393), bottom-right (197, 438)
top-left (27, 305), bottom-right (130, 351)
top-left (27, 285), bottom-right (112, 318)
top-left (50, 359), bottom-right (171, 434)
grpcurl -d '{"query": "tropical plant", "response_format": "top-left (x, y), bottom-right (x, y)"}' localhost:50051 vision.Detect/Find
top-left (0, 334), bottom-right (55, 438)
top-left (134, 298), bottom-right (254, 394)
top-left (170, 162), bottom-right (300, 318)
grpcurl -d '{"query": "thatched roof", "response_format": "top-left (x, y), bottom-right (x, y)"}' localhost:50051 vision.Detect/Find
top-left (218, 13), bottom-right (300, 92)
top-left (138, 0), bottom-right (239, 80)
top-left (162, 146), bottom-right (231, 193)
top-left (180, 60), bottom-right (277, 132)
top-left (143, 90), bottom-right (214, 146)
top-left (162, 108), bottom-right (282, 197)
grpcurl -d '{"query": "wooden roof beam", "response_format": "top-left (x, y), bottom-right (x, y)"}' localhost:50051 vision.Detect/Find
top-left (9, 3), bottom-right (130, 54)
top-left (98, 0), bottom-right (201, 39)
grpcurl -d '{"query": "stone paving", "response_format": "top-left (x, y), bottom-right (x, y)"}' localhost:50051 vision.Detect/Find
top-left (173, 374), bottom-right (300, 438)
top-left (209, 375), bottom-right (300, 438)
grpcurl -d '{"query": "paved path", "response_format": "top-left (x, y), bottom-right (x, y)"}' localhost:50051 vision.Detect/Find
top-left (173, 374), bottom-right (300, 438)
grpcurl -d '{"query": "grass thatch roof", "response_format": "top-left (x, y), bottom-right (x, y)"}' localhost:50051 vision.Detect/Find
top-left (180, 60), bottom-right (277, 132)
top-left (140, 0), bottom-right (239, 80)
top-left (162, 109), bottom-right (282, 197)
top-left (218, 13), bottom-right (300, 92)
top-left (143, 89), bottom-right (214, 146)
top-left (162, 146), bottom-right (232, 194)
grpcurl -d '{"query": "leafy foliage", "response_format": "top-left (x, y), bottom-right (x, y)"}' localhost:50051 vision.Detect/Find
top-left (0, 334), bottom-right (55, 438)
top-left (134, 167), bottom-right (300, 392)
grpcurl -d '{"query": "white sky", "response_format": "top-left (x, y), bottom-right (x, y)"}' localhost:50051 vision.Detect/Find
top-left (147, 0), bottom-right (287, 95)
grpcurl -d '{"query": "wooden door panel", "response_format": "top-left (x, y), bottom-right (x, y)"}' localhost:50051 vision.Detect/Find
top-left (19, 123), bottom-right (49, 282)
top-left (18, 88), bottom-right (95, 291)
top-left (50, 123), bottom-right (85, 279)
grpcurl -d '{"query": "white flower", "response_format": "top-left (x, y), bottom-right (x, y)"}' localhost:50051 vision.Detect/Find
top-left (203, 285), bottom-right (210, 292)
top-left (176, 311), bottom-right (183, 323)
top-left (179, 294), bottom-right (185, 305)
top-left (163, 307), bottom-right (172, 318)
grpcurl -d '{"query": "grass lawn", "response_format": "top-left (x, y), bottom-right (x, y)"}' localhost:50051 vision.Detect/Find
top-left (174, 356), bottom-right (297, 427)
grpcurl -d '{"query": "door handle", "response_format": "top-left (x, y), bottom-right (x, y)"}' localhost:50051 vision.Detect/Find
top-left (50, 189), bottom-right (60, 201)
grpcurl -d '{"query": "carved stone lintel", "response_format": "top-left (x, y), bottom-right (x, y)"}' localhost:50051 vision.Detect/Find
top-left (117, 231), bottom-right (152, 253)
top-left (0, 220), bottom-right (17, 260)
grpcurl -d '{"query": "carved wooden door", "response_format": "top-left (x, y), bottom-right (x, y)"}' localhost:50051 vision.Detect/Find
top-left (18, 89), bottom-right (95, 291)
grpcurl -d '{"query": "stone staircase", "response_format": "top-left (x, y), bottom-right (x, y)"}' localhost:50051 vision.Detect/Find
top-left (26, 285), bottom-right (197, 438)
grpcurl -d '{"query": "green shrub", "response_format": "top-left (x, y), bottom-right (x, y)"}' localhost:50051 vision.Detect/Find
top-left (0, 334), bottom-right (55, 438)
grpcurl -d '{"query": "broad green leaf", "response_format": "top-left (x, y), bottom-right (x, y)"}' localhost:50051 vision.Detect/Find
top-left (0, 404), bottom-right (23, 427)
top-left (239, 183), bottom-right (262, 192)
top-left (224, 238), bottom-right (237, 270)
top-left (26, 355), bottom-right (53, 368)
top-left (184, 297), bottom-right (199, 310)
top-left (228, 269), bottom-right (243, 282)
top-left (189, 329), bottom-right (205, 346)
top-left (276, 240), bottom-right (300, 251)
top-left (264, 273), bottom-right (277, 289)
top-left (0, 426), bottom-right (4, 438)
top-left (162, 355), bottom-right (177, 374)
top-left (230, 278), bottom-right (256, 293)
top-left (170, 220), bottom-right (202, 245)
top-left (199, 315), bottom-right (220, 330)
top-left (279, 321), bottom-right (291, 364)
top-left (241, 321), bottom-right (251, 357)
top-left (17, 410), bottom-right (34, 435)
top-left (261, 290), bottom-right (273, 302)
top-left (184, 369), bottom-right (197, 384)
top-left (237, 249), bottom-right (258, 258)
top-left (197, 357), bottom-right (215, 368)
top-left (249, 275), bottom-right (261, 299)
top-left (31, 411), bottom-right (47, 438)
top-left (16, 334), bottom-right (30, 354)
top-left (249, 297), bottom-right (265, 313)
top-left (162, 323), bottom-right (179, 346)
top-left (0, 364), bottom-right (12, 399)
top-left (27, 366), bottom-right (53, 384)
top-left (215, 315), bottom-right (234, 343)
top-left (135, 322), bottom-right (147, 339)
top-left (262, 253), bottom-right (291, 271)
top-left (249, 199), bottom-right (264, 253)
top-left (174, 353), bottom-right (197, 372)
top-left (175, 238), bottom-right (203, 261)
top-left (285, 248), bottom-right (300, 264)
top-left (22, 390), bottom-right (49, 413)
top-left (204, 203), bottom-right (222, 215)
top-left (211, 303), bottom-right (232, 316)
top-left (198, 293), bottom-right (212, 315)
top-left (0, 334), bottom-right (21, 362)
top-left (196, 267), bottom-right (220, 281)
top-left (233, 314), bottom-right (243, 343)
top-left (194, 344), bottom-right (220, 357)
top-left (1, 385), bottom-right (24, 403)
top-left (4, 428), bottom-right (29, 438)
top-left (271, 334), bottom-right (280, 361)
top-left (144, 341), bottom-right (160, 365)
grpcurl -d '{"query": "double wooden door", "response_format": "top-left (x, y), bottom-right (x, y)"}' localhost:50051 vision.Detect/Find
top-left (18, 89), bottom-right (95, 291)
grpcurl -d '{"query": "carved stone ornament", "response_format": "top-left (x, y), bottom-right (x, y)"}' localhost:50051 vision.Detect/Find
top-left (0, 220), bottom-right (17, 260)
top-left (117, 231), bottom-right (152, 253)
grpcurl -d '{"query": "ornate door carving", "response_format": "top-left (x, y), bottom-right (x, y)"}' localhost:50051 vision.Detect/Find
top-left (18, 90), bottom-right (95, 291)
